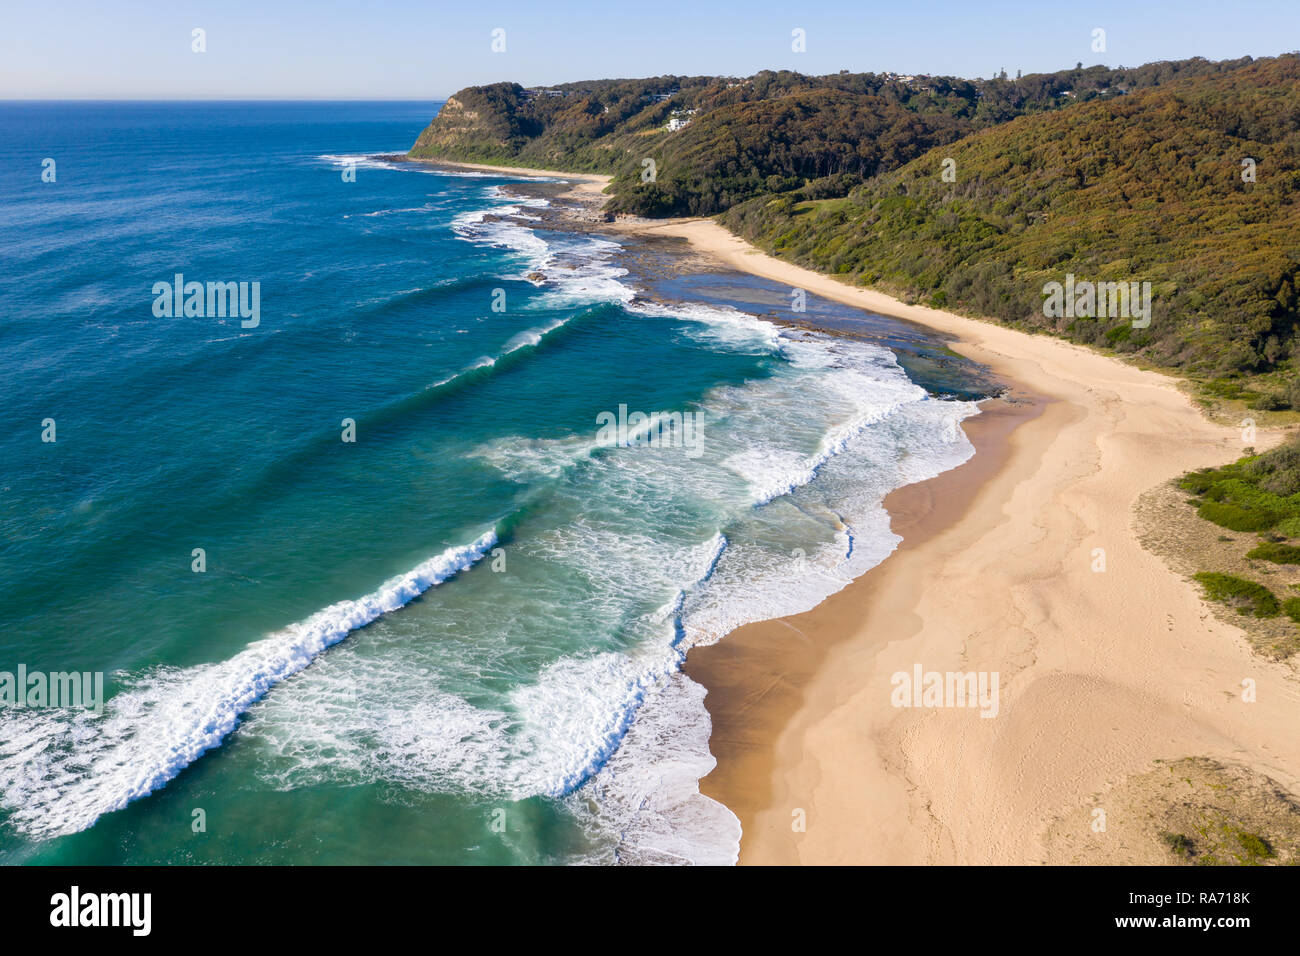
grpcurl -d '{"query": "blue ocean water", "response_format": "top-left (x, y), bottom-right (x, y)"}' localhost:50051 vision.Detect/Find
top-left (0, 102), bottom-right (983, 864)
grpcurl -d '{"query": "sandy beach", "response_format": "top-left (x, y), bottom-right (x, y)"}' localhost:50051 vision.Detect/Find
top-left (404, 158), bottom-right (613, 205)
top-left (429, 163), bottom-right (1300, 864)
top-left (625, 217), bottom-right (1300, 864)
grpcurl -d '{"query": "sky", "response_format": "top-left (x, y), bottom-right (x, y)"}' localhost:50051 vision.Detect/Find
top-left (2, 0), bottom-right (1297, 99)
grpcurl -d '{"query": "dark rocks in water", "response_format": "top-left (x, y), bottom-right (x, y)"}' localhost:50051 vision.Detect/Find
top-left (525, 271), bottom-right (546, 283)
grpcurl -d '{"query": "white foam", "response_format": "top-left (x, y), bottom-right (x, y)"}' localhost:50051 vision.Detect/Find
top-left (0, 196), bottom-right (985, 871)
top-left (241, 533), bottom-right (731, 818)
top-left (573, 670), bottom-right (740, 865)
top-left (504, 532), bottom-right (729, 796)
top-left (316, 154), bottom-right (503, 179)
top-left (425, 316), bottom-right (576, 391)
top-left (682, 393), bottom-right (979, 646)
top-left (457, 318), bottom-right (977, 864)
top-left (452, 192), bottom-right (635, 308)
top-left (343, 202), bottom-right (447, 220)
top-left (317, 153), bottom-right (411, 172)
top-left (630, 299), bottom-right (784, 353)
top-left (469, 432), bottom-right (604, 480)
top-left (406, 215), bottom-right (979, 865)
top-left (0, 531), bottom-right (498, 839)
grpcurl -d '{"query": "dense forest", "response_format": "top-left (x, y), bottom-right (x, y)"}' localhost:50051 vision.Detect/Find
top-left (722, 56), bottom-right (1300, 391)
top-left (409, 58), bottom-right (1252, 216)
top-left (409, 55), bottom-right (1300, 393)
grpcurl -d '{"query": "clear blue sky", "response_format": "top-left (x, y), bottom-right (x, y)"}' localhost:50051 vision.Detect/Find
top-left (3, 0), bottom-right (1297, 99)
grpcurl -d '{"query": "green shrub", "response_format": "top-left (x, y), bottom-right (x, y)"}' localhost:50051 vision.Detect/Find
top-left (1236, 830), bottom-right (1275, 861)
top-left (714, 58), bottom-right (1300, 380)
top-left (1203, 380), bottom-right (1254, 401)
top-left (1197, 500), bottom-right (1280, 532)
top-left (1193, 573), bottom-right (1280, 617)
top-left (1252, 391), bottom-right (1288, 411)
top-left (1181, 440), bottom-right (1300, 535)
top-left (1178, 470), bottom-right (1219, 495)
top-left (1160, 831), bottom-right (1195, 858)
top-left (1283, 597), bottom-right (1300, 622)
top-left (1201, 478), bottom-right (1291, 511)
top-left (1249, 436), bottom-right (1300, 496)
top-left (1246, 541), bottom-right (1300, 563)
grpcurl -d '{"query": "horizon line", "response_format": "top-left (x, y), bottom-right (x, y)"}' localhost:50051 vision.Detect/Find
top-left (0, 97), bottom-right (448, 103)
top-left (8, 52), bottom-right (1291, 104)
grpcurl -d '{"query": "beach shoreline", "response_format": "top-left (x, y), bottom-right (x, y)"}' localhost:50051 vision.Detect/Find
top-left (623, 219), bottom-right (1299, 865)
top-left (395, 156), bottom-right (613, 205)
top-left (683, 393), bottom-right (1047, 861)
top-left (406, 159), bottom-right (1300, 864)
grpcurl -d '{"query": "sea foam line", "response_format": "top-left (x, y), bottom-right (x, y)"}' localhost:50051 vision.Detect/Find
top-left (742, 396), bottom-right (916, 506)
top-left (425, 317), bottom-right (572, 390)
top-left (0, 530), bottom-right (498, 839)
top-left (511, 531), bottom-right (730, 797)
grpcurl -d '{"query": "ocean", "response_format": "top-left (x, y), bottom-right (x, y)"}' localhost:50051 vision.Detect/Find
top-left (0, 101), bottom-right (987, 865)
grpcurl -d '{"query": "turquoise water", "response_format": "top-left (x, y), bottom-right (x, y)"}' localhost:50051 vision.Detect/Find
top-left (0, 102), bottom-right (985, 864)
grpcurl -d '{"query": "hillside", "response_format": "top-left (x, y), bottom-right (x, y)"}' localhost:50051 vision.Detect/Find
top-left (409, 58), bottom-right (1252, 217)
top-left (722, 55), bottom-right (1300, 392)
top-left (409, 55), bottom-right (1300, 395)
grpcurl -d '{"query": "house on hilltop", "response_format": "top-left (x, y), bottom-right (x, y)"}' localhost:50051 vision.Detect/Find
top-left (666, 108), bottom-right (697, 131)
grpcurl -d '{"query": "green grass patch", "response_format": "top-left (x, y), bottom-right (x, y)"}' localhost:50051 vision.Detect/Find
top-left (1193, 573), bottom-right (1280, 617)
top-left (1179, 439), bottom-right (1300, 538)
top-left (1200, 379), bottom-right (1260, 403)
top-left (1196, 500), bottom-right (1281, 532)
top-left (1236, 830), bottom-right (1276, 862)
top-left (1246, 541), bottom-right (1300, 564)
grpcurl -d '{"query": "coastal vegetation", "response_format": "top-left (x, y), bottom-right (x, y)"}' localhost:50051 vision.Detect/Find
top-left (721, 56), bottom-right (1300, 390)
top-left (411, 55), bottom-right (1300, 397)
top-left (1192, 572), bottom-right (1279, 617)
top-left (411, 58), bottom-right (1255, 214)
top-left (1176, 435), bottom-right (1300, 650)
top-left (1147, 758), bottom-right (1300, 867)
top-left (1047, 757), bottom-right (1300, 865)
top-left (416, 59), bottom-right (1300, 659)
top-left (1159, 825), bottom-right (1279, 864)
top-left (1179, 434), bottom-right (1300, 537)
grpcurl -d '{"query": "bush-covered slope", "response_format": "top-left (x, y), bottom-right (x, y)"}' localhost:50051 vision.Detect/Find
top-left (721, 56), bottom-right (1300, 384)
top-left (409, 58), bottom-right (1254, 216)
top-left (604, 89), bottom-right (972, 216)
